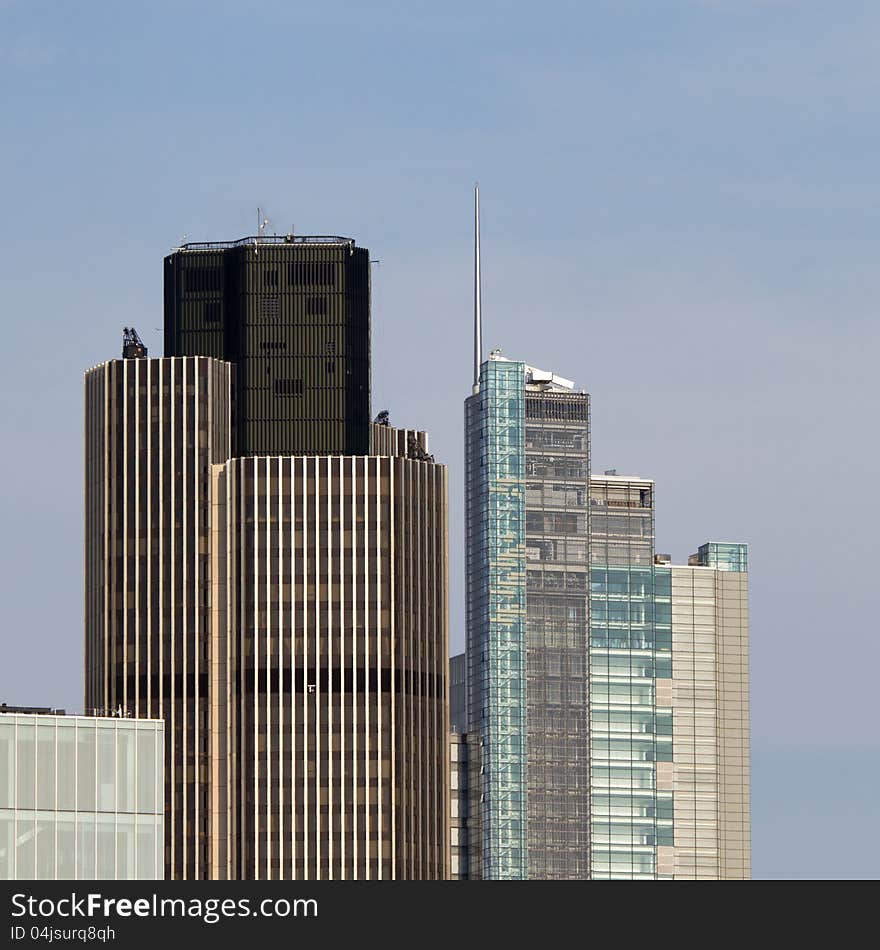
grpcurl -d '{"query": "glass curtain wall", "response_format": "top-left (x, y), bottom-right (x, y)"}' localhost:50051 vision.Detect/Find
top-left (696, 542), bottom-right (748, 573)
top-left (465, 359), bottom-right (527, 879)
top-left (589, 477), bottom-right (671, 878)
top-left (0, 715), bottom-right (163, 880)
top-left (523, 392), bottom-right (590, 879)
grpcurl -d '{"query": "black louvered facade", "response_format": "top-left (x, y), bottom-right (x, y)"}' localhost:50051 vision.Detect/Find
top-left (164, 238), bottom-right (371, 456)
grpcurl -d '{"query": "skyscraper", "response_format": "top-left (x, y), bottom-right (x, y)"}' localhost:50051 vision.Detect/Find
top-left (464, 354), bottom-right (527, 880)
top-left (461, 474), bottom-right (750, 881)
top-left (164, 235), bottom-right (371, 457)
top-left (209, 430), bottom-right (448, 879)
top-left (464, 353), bottom-right (591, 880)
top-left (449, 652), bottom-right (466, 733)
top-left (458, 188), bottom-right (749, 880)
top-left (84, 354), bottom-right (232, 880)
top-left (463, 186), bottom-right (591, 880)
top-left (85, 232), bottom-right (449, 879)
top-left (666, 542), bottom-right (750, 879)
top-left (591, 483), bottom-right (751, 880)
top-left (589, 473), bottom-right (670, 879)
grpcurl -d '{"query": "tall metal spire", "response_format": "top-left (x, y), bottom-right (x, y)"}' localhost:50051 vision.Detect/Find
top-left (473, 182), bottom-right (482, 392)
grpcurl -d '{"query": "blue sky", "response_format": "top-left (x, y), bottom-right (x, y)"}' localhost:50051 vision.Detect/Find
top-left (1, 0), bottom-right (877, 878)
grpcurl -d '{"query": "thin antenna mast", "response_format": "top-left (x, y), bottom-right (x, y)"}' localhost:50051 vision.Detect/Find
top-left (255, 207), bottom-right (269, 255)
top-left (473, 182), bottom-right (482, 392)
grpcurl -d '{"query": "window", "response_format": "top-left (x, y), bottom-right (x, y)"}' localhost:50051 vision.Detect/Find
top-left (184, 268), bottom-right (221, 294)
top-left (36, 724), bottom-right (55, 810)
top-left (275, 379), bottom-right (303, 397)
top-left (525, 396), bottom-right (588, 421)
top-left (261, 296), bottom-right (280, 319)
top-left (0, 722), bottom-right (13, 808)
top-left (264, 269), bottom-right (278, 288)
top-left (204, 301), bottom-right (221, 324)
top-left (57, 726), bottom-right (76, 810)
top-left (16, 723), bottom-right (35, 809)
top-left (306, 296), bottom-right (327, 316)
top-left (0, 813), bottom-right (12, 879)
top-left (289, 261), bottom-right (336, 286)
top-left (136, 729), bottom-right (156, 814)
top-left (77, 727), bottom-right (96, 811)
top-left (117, 728), bottom-right (134, 813)
top-left (97, 728), bottom-right (115, 811)
top-left (136, 816), bottom-right (156, 879)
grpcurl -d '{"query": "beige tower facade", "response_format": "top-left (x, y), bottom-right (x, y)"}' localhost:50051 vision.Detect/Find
top-left (665, 545), bottom-right (750, 879)
top-left (84, 356), bottom-right (232, 880)
top-left (85, 358), bottom-right (448, 879)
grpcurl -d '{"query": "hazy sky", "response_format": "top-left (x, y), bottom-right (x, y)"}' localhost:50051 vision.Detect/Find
top-left (1, 0), bottom-right (877, 878)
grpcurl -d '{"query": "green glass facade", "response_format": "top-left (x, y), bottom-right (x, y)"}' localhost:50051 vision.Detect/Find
top-left (696, 542), bottom-right (748, 573)
top-left (465, 359), bottom-right (527, 879)
top-left (654, 564), bottom-right (674, 873)
top-left (589, 476), bottom-right (671, 878)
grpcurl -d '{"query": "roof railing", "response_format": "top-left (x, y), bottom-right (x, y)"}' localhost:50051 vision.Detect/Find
top-left (175, 235), bottom-right (355, 251)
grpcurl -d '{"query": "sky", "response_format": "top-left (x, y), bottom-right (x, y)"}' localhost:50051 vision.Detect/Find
top-left (0, 0), bottom-right (877, 879)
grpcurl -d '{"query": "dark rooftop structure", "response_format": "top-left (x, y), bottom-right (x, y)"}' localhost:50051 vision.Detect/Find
top-left (164, 233), bottom-right (371, 457)
top-left (0, 704), bottom-right (65, 716)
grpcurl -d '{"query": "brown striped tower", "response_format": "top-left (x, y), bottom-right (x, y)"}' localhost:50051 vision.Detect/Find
top-left (85, 263), bottom-right (448, 879)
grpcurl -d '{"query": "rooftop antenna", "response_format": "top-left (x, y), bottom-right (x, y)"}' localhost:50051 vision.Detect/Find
top-left (257, 207), bottom-right (269, 236)
top-left (122, 327), bottom-right (148, 359)
top-left (255, 207), bottom-right (269, 255)
top-left (473, 182), bottom-right (482, 393)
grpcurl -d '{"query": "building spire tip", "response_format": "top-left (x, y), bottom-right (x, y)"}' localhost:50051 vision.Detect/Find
top-left (473, 184), bottom-right (482, 390)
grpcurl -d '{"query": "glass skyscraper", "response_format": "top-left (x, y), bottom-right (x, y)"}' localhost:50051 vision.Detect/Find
top-left (454, 186), bottom-right (749, 880)
top-left (459, 371), bottom-right (750, 880)
top-left (465, 353), bottom-right (590, 879)
top-left (465, 357), bottom-right (528, 880)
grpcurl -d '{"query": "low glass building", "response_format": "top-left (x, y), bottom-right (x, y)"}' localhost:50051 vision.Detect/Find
top-left (0, 712), bottom-right (164, 879)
